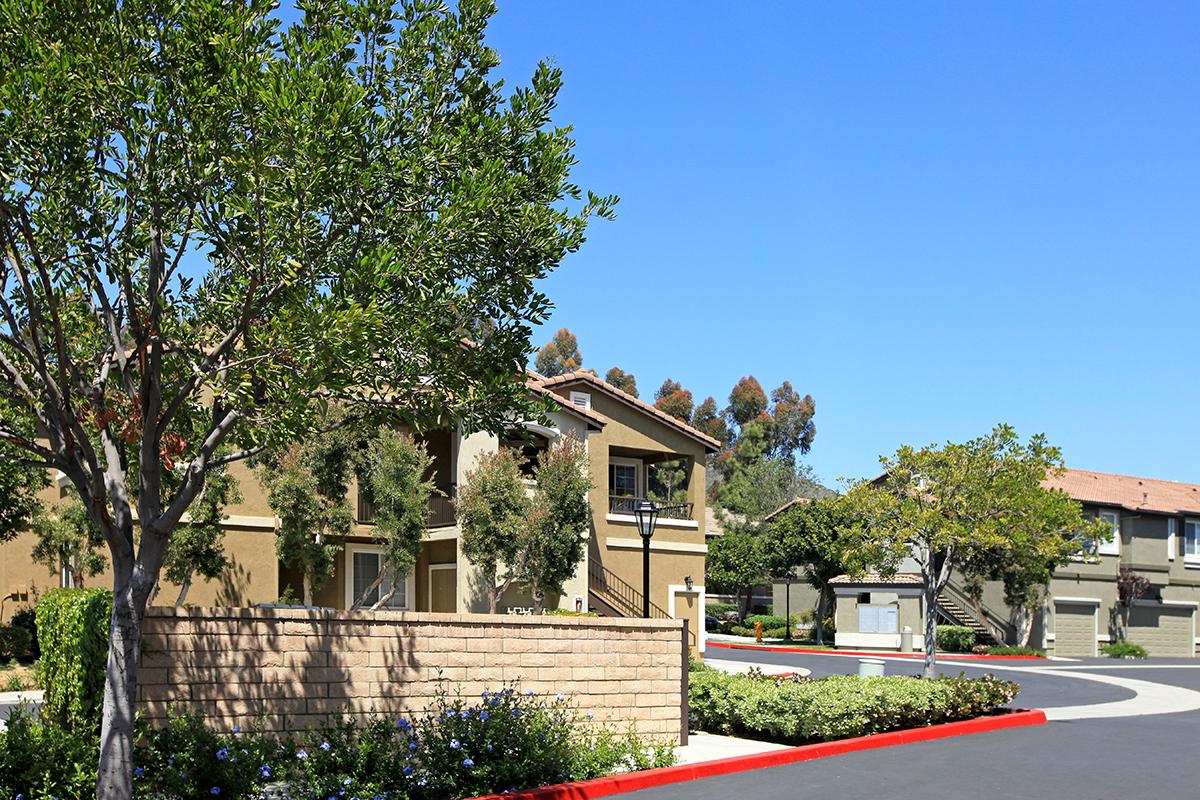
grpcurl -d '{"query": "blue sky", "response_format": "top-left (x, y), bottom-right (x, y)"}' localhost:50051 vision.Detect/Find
top-left (479, 2), bottom-right (1200, 487)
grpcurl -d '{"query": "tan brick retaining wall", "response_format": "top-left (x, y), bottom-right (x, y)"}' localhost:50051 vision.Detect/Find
top-left (138, 607), bottom-right (688, 743)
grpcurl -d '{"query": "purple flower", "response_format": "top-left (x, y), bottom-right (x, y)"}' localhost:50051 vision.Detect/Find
top-left (343, 778), bottom-right (352, 787)
top-left (403, 767), bottom-right (413, 777)
top-left (555, 693), bottom-right (565, 702)
top-left (463, 758), bottom-right (474, 768)
top-left (167, 757), bottom-right (174, 766)
top-left (486, 744), bottom-right (493, 752)
top-left (133, 767), bottom-right (144, 778)
top-left (408, 741), bottom-right (418, 751)
top-left (297, 750), bottom-right (309, 761)
top-left (511, 709), bottom-right (521, 717)
top-left (211, 788), bottom-right (221, 796)
top-left (459, 710), bottom-right (469, 719)
top-left (259, 765), bottom-right (273, 780)
top-left (216, 747), bottom-right (230, 761)
top-left (320, 741), bottom-right (332, 752)
top-left (232, 726), bottom-right (242, 734)
top-left (449, 739), bottom-right (461, 750)
top-left (480, 711), bottom-right (489, 721)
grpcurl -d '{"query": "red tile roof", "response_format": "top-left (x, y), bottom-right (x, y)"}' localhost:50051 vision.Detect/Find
top-left (830, 573), bottom-right (924, 586)
top-left (532, 370), bottom-right (723, 452)
top-left (1044, 468), bottom-right (1200, 516)
top-left (525, 373), bottom-right (607, 430)
top-left (764, 496), bottom-right (813, 522)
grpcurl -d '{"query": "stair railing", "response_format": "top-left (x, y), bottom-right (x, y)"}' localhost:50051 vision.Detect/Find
top-left (941, 582), bottom-right (1011, 645)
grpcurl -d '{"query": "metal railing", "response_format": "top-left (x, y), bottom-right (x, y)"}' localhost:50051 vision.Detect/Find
top-left (607, 496), bottom-right (694, 520)
top-left (357, 492), bottom-right (456, 529)
top-left (941, 582), bottom-right (1012, 645)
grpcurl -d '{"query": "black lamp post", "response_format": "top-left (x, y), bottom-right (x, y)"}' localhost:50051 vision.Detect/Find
top-left (633, 499), bottom-right (659, 618)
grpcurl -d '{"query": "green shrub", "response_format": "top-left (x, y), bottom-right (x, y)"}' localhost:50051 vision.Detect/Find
top-left (744, 614), bottom-right (790, 629)
top-left (936, 625), bottom-right (976, 653)
top-left (2, 683), bottom-right (675, 800)
top-left (544, 609), bottom-right (599, 617)
top-left (689, 669), bottom-right (1019, 745)
top-left (36, 588), bottom-right (112, 731)
top-left (986, 645), bottom-right (1045, 657)
top-left (752, 604), bottom-right (771, 616)
top-left (0, 706), bottom-right (99, 800)
top-left (705, 603), bottom-right (738, 616)
top-left (1102, 641), bottom-right (1148, 658)
top-left (0, 625), bottom-right (32, 661)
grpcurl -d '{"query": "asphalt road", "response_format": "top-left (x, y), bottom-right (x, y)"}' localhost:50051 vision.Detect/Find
top-left (625, 649), bottom-right (1200, 800)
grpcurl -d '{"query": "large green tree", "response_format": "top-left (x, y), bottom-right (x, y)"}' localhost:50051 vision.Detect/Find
top-left (604, 367), bottom-right (638, 397)
top-left (0, 1), bottom-right (611, 796)
top-left (654, 378), bottom-right (694, 422)
top-left (30, 499), bottom-right (108, 589)
top-left (762, 496), bottom-right (858, 644)
top-left (457, 449), bottom-right (531, 613)
top-left (843, 425), bottom-right (1108, 677)
top-left (706, 522), bottom-right (765, 619)
top-left (161, 465), bottom-right (241, 606)
top-left (520, 434), bottom-right (592, 612)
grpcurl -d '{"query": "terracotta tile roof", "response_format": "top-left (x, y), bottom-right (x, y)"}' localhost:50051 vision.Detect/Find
top-left (1043, 468), bottom-right (1200, 516)
top-left (525, 372), bottom-right (607, 430)
top-left (764, 496), bottom-right (813, 522)
top-left (532, 370), bottom-right (723, 452)
top-left (830, 573), bottom-right (925, 586)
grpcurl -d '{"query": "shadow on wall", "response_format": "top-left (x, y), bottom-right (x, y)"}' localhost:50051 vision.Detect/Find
top-left (215, 559), bottom-right (253, 607)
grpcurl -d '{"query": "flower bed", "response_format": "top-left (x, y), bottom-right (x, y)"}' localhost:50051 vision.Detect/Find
top-left (0, 687), bottom-right (674, 800)
top-left (689, 664), bottom-right (1020, 745)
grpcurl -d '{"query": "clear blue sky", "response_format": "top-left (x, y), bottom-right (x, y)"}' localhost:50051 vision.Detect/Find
top-left (480, 2), bottom-right (1200, 488)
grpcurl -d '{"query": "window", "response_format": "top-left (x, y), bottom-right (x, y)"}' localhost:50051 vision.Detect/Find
top-left (1185, 519), bottom-right (1200, 563)
top-left (1096, 510), bottom-right (1120, 556)
top-left (608, 460), bottom-right (640, 498)
top-left (858, 605), bottom-right (898, 634)
top-left (1168, 518), bottom-right (1177, 561)
top-left (349, 549), bottom-right (410, 609)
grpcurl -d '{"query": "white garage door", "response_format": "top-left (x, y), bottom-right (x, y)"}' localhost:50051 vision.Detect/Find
top-left (1127, 605), bottom-right (1195, 657)
top-left (1054, 601), bottom-right (1098, 657)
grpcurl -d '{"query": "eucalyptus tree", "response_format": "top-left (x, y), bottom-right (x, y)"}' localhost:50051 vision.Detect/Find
top-left (0, 1), bottom-right (612, 796)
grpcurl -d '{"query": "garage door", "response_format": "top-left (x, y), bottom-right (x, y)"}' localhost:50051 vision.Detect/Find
top-left (1127, 605), bottom-right (1195, 657)
top-left (1054, 601), bottom-right (1098, 657)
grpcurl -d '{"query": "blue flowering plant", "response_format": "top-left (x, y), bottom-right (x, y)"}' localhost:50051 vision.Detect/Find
top-left (133, 714), bottom-right (282, 800)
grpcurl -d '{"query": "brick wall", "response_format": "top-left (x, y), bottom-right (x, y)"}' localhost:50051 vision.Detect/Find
top-left (139, 607), bottom-right (688, 742)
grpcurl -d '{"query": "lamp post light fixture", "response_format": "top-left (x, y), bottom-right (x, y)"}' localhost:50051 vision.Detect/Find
top-left (633, 499), bottom-right (659, 618)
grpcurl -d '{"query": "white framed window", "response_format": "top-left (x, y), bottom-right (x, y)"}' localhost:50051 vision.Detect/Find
top-left (1168, 518), bottom-right (1177, 561)
top-left (1185, 519), bottom-right (1200, 563)
top-left (608, 457), bottom-right (642, 498)
top-left (1095, 510), bottom-right (1120, 556)
top-left (346, 545), bottom-right (414, 610)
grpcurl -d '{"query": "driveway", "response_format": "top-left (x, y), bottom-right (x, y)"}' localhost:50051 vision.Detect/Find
top-left (625, 649), bottom-right (1200, 800)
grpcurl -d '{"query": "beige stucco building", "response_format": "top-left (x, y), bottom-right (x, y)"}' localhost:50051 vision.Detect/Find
top-left (0, 370), bottom-right (718, 654)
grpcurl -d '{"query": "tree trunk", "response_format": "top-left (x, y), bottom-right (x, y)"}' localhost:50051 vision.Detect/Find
top-left (532, 590), bottom-right (544, 615)
top-left (96, 576), bottom-right (149, 800)
top-left (739, 586), bottom-right (752, 620)
top-left (303, 571), bottom-right (314, 607)
top-left (813, 586), bottom-right (827, 645)
top-left (1017, 606), bottom-right (1034, 648)
top-left (923, 575), bottom-right (938, 679)
top-left (174, 575), bottom-right (192, 607)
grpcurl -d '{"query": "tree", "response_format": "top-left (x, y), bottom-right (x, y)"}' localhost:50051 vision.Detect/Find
top-left (654, 378), bottom-right (694, 422)
top-left (1115, 569), bottom-right (1152, 641)
top-left (535, 328), bottom-right (584, 376)
top-left (30, 499), bottom-right (108, 589)
top-left (0, 457), bottom-right (45, 544)
top-left (767, 381), bottom-right (816, 462)
top-left (715, 456), bottom-right (820, 520)
top-left (161, 466), bottom-right (242, 607)
top-left (352, 430), bottom-right (438, 609)
top-left (706, 522), bottom-right (765, 618)
top-left (604, 367), bottom-right (638, 397)
top-left (843, 424), bottom-right (1109, 677)
top-left (727, 376), bottom-right (768, 428)
top-left (762, 496), bottom-right (858, 644)
top-left (261, 426), bottom-right (357, 607)
top-left (520, 434), bottom-right (592, 612)
top-left (0, 2), bottom-right (612, 792)
top-left (691, 397), bottom-right (730, 446)
top-left (458, 449), bottom-right (531, 613)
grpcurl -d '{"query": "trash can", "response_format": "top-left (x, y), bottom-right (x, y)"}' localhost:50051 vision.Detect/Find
top-left (858, 658), bottom-right (886, 678)
top-left (900, 626), bottom-right (913, 653)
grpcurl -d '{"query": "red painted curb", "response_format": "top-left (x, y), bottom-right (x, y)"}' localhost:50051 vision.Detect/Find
top-left (709, 641), bottom-right (1046, 660)
top-left (466, 709), bottom-right (1048, 800)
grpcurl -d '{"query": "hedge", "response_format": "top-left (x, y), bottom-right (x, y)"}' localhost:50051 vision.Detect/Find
top-left (936, 625), bottom-right (976, 653)
top-left (688, 667), bottom-right (1019, 745)
top-left (1102, 641), bottom-right (1148, 658)
top-left (36, 588), bottom-right (112, 731)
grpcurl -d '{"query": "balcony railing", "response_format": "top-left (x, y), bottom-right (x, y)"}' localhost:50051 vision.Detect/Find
top-left (608, 496), bottom-right (694, 521)
top-left (358, 492), bottom-right (456, 529)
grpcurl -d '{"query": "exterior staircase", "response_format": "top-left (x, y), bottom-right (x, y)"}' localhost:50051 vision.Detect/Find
top-left (587, 560), bottom-right (698, 649)
top-left (935, 594), bottom-right (1002, 646)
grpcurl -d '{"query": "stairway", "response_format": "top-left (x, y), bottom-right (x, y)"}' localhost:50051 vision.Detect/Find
top-left (935, 595), bottom-right (1001, 646)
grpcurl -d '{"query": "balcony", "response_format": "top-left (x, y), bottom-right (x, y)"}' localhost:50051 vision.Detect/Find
top-left (357, 492), bottom-right (456, 529)
top-left (608, 496), bottom-right (694, 521)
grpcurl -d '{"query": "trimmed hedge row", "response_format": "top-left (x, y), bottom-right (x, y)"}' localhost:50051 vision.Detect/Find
top-left (36, 588), bottom-right (112, 731)
top-left (936, 625), bottom-right (976, 653)
top-left (688, 667), bottom-right (1019, 745)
